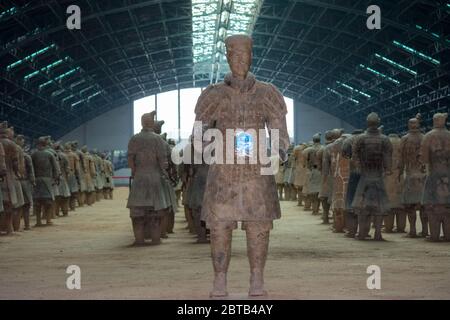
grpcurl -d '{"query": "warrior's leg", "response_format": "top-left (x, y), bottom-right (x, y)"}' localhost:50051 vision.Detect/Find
top-left (426, 205), bottom-right (441, 242)
top-left (209, 224), bottom-right (233, 298)
top-left (245, 222), bottom-right (271, 297)
top-left (356, 213), bottom-right (369, 240)
top-left (384, 210), bottom-right (395, 233)
top-left (62, 197), bottom-right (70, 216)
top-left (395, 208), bottom-right (407, 233)
top-left (167, 210), bottom-right (175, 234)
top-left (23, 204), bottom-right (31, 230)
top-left (374, 215), bottom-right (384, 241)
top-left (345, 210), bottom-right (357, 237)
top-left (193, 208), bottom-right (208, 243)
top-left (419, 206), bottom-right (429, 237)
top-left (160, 214), bottom-right (168, 239)
top-left (443, 207), bottom-right (450, 241)
top-left (332, 209), bottom-right (344, 233)
top-left (3, 203), bottom-right (14, 234)
top-left (34, 201), bottom-right (43, 227)
top-left (69, 193), bottom-right (77, 211)
top-left (297, 187), bottom-right (303, 206)
top-left (54, 197), bottom-right (61, 217)
top-left (12, 207), bottom-right (22, 232)
top-left (278, 184), bottom-right (284, 200)
top-left (131, 216), bottom-right (145, 246)
top-left (311, 194), bottom-right (320, 215)
top-left (96, 190), bottom-right (102, 202)
top-left (406, 205), bottom-right (417, 237)
top-left (78, 192), bottom-right (85, 207)
top-left (321, 198), bottom-right (330, 224)
top-left (45, 201), bottom-right (54, 225)
top-left (304, 195), bottom-right (311, 210)
top-left (149, 215), bottom-right (162, 245)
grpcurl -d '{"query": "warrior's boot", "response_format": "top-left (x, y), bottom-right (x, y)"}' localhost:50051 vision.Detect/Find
top-left (374, 216), bottom-right (384, 241)
top-left (419, 206), bottom-right (429, 237)
top-left (277, 185), bottom-right (284, 200)
top-left (406, 206), bottom-right (417, 237)
top-left (193, 208), bottom-right (208, 243)
top-left (69, 194), bottom-right (77, 211)
top-left (132, 217), bottom-right (145, 246)
top-left (384, 211), bottom-right (395, 233)
top-left (96, 190), bottom-right (102, 202)
top-left (184, 207), bottom-right (196, 234)
top-left (246, 228), bottom-right (269, 297)
top-left (4, 211), bottom-right (13, 235)
top-left (23, 204), bottom-right (31, 230)
top-left (395, 209), bottom-right (407, 233)
top-left (12, 208), bottom-right (22, 232)
top-left (210, 228), bottom-right (232, 298)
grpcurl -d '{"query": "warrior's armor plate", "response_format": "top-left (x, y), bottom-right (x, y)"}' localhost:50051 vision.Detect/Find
top-left (31, 148), bottom-right (60, 200)
top-left (385, 134), bottom-right (403, 208)
top-left (330, 136), bottom-right (350, 211)
top-left (303, 143), bottom-right (322, 195)
top-left (194, 73), bottom-right (289, 225)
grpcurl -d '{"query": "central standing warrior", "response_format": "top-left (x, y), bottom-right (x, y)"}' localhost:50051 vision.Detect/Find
top-left (352, 113), bottom-right (393, 241)
top-left (127, 111), bottom-right (171, 245)
top-left (64, 142), bottom-right (81, 210)
top-left (194, 35), bottom-right (289, 297)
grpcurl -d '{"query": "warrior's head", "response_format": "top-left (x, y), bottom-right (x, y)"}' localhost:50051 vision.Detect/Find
top-left (225, 34), bottom-right (252, 80)
top-left (433, 112), bottom-right (448, 129)
top-left (71, 141), bottom-right (79, 151)
top-left (154, 120), bottom-right (165, 135)
top-left (37, 136), bottom-right (48, 148)
top-left (15, 134), bottom-right (25, 147)
top-left (312, 133), bottom-right (321, 143)
top-left (367, 112), bottom-right (380, 129)
top-left (141, 111), bottom-right (156, 130)
top-left (64, 142), bottom-right (72, 152)
top-left (81, 145), bottom-right (88, 153)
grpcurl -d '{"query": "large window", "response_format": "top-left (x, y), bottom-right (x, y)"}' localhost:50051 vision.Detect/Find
top-left (133, 88), bottom-right (295, 142)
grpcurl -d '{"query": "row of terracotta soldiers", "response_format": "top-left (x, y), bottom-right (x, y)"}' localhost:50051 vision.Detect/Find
top-left (0, 121), bottom-right (115, 235)
top-left (276, 112), bottom-right (449, 242)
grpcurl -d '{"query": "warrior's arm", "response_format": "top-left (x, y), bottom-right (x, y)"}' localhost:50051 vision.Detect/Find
top-left (27, 155), bottom-right (36, 184)
top-left (0, 143), bottom-right (6, 176)
top-left (383, 137), bottom-right (393, 175)
top-left (397, 137), bottom-right (406, 177)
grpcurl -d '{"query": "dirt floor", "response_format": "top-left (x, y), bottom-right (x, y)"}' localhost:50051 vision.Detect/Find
top-left (0, 187), bottom-right (449, 300)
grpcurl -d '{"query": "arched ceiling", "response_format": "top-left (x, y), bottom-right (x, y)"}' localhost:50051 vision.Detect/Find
top-left (0, 0), bottom-right (448, 139)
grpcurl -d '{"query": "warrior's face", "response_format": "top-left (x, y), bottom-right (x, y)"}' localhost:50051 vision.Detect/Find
top-left (226, 45), bottom-right (252, 80)
top-left (433, 113), bottom-right (447, 128)
top-left (408, 118), bottom-right (419, 130)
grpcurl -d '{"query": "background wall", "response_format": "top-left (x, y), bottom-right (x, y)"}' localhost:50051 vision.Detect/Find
top-left (293, 100), bottom-right (355, 144)
top-left (61, 99), bottom-right (356, 151)
top-left (61, 103), bottom-right (133, 150)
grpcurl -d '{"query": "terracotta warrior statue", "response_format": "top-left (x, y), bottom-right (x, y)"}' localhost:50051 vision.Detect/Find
top-left (153, 120), bottom-right (178, 238)
top-left (352, 113), bottom-right (393, 241)
top-left (329, 132), bottom-right (350, 233)
top-left (399, 115), bottom-right (426, 237)
top-left (92, 150), bottom-right (105, 201)
top-left (64, 142), bottom-right (80, 210)
top-left (71, 141), bottom-right (87, 206)
top-left (81, 146), bottom-right (96, 206)
top-left (7, 127), bottom-right (25, 232)
top-left (45, 138), bottom-right (61, 219)
top-left (194, 35), bottom-right (289, 297)
top-left (31, 136), bottom-right (60, 226)
top-left (283, 144), bottom-right (296, 201)
top-left (293, 143), bottom-right (307, 206)
top-left (318, 130), bottom-right (338, 224)
top-left (0, 121), bottom-right (19, 234)
top-left (342, 129), bottom-right (364, 238)
top-left (304, 134), bottom-right (322, 215)
top-left (101, 153), bottom-right (114, 200)
top-left (181, 140), bottom-right (196, 234)
top-left (383, 134), bottom-right (405, 233)
top-left (127, 111), bottom-right (171, 246)
top-left (54, 142), bottom-right (71, 217)
top-left (420, 112), bottom-right (450, 241)
top-left (15, 135), bottom-right (35, 230)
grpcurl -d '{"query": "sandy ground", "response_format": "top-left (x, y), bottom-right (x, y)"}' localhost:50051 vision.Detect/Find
top-left (0, 187), bottom-right (449, 300)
